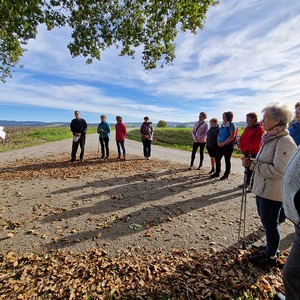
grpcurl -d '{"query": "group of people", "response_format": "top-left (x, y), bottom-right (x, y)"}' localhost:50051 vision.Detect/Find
top-left (70, 111), bottom-right (154, 162)
top-left (70, 102), bottom-right (300, 299)
top-left (190, 102), bottom-right (300, 299)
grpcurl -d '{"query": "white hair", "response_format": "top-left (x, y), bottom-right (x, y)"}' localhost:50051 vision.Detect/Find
top-left (262, 102), bottom-right (293, 127)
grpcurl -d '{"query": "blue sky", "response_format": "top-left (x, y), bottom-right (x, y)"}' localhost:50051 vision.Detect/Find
top-left (1, 0), bottom-right (300, 124)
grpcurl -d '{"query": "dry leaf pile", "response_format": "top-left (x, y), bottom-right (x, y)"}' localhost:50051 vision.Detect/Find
top-left (0, 247), bottom-right (284, 300)
top-left (0, 154), bottom-right (176, 181)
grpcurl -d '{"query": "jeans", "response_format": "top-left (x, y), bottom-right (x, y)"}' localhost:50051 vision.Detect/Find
top-left (215, 143), bottom-right (234, 175)
top-left (99, 137), bottom-right (109, 158)
top-left (142, 139), bottom-right (152, 157)
top-left (256, 196), bottom-right (282, 256)
top-left (190, 142), bottom-right (206, 168)
top-left (71, 134), bottom-right (86, 160)
top-left (283, 225), bottom-right (300, 300)
top-left (116, 140), bottom-right (126, 157)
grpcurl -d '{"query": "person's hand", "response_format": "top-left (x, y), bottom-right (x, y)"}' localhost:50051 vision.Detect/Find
top-left (218, 141), bottom-right (224, 147)
top-left (242, 155), bottom-right (252, 168)
top-left (75, 133), bottom-right (81, 137)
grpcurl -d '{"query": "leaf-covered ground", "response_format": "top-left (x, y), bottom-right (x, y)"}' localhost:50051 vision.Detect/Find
top-left (0, 151), bottom-right (291, 299)
top-left (0, 247), bottom-right (284, 300)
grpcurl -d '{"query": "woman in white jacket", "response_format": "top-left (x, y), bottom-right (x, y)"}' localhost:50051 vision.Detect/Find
top-left (242, 103), bottom-right (296, 267)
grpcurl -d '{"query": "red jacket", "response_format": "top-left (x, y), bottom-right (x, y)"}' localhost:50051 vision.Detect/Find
top-left (115, 122), bottom-right (126, 141)
top-left (239, 123), bottom-right (264, 154)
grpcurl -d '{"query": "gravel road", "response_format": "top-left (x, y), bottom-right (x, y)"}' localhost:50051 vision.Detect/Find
top-left (0, 132), bottom-right (294, 257)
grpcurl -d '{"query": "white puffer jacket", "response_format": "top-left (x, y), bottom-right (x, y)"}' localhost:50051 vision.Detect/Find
top-left (283, 146), bottom-right (300, 226)
top-left (250, 130), bottom-right (296, 201)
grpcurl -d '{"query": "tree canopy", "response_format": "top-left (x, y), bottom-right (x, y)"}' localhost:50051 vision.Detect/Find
top-left (157, 120), bottom-right (167, 127)
top-left (0, 0), bottom-right (218, 81)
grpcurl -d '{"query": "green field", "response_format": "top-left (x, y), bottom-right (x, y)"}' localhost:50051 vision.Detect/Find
top-left (0, 125), bottom-right (98, 152)
top-left (127, 127), bottom-right (243, 157)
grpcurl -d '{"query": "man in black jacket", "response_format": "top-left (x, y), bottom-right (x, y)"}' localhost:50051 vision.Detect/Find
top-left (70, 111), bottom-right (88, 162)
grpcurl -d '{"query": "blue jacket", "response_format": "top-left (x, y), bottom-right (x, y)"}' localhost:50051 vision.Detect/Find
top-left (288, 121), bottom-right (300, 146)
top-left (97, 121), bottom-right (110, 139)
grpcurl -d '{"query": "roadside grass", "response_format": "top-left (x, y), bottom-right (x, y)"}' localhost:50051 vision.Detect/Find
top-left (0, 125), bottom-right (98, 152)
top-left (126, 128), bottom-right (243, 157)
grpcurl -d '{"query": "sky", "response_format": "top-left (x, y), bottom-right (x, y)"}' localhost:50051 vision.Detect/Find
top-left (1, 0), bottom-right (300, 124)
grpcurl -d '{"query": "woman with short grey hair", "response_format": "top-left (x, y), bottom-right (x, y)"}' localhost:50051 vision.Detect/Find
top-left (242, 102), bottom-right (296, 267)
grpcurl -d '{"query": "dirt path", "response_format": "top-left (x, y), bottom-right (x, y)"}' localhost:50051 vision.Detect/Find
top-left (0, 133), bottom-right (294, 257)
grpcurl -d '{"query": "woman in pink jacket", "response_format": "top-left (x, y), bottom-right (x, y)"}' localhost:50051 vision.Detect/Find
top-left (115, 116), bottom-right (127, 160)
top-left (189, 112), bottom-right (209, 170)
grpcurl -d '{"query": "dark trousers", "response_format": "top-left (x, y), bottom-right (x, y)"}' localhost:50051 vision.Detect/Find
top-left (142, 139), bottom-right (152, 157)
top-left (246, 154), bottom-right (256, 184)
top-left (190, 142), bottom-right (206, 168)
top-left (116, 141), bottom-right (126, 157)
top-left (283, 225), bottom-right (300, 300)
top-left (215, 143), bottom-right (234, 175)
top-left (256, 196), bottom-right (282, 257)
top-left (99, 137), bottom-right (109, 158)
top-left (71, 134), bottom-right (86, 160)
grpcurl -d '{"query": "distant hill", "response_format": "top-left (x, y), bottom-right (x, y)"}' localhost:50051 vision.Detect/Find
top-left (0, 120), bottom-right (247, 128)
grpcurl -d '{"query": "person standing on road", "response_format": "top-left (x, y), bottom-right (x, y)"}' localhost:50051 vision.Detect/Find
top-left (206, 118), bottom-right (219, 174)
top-left (239, 112), bottom-right (264, 190)
top-left (288, 101), bottom-right (300, 146)
top-left (242, 103), bottom-right (296, 267)
top-left (280, 145), bottom-right (300, 300)
top-left (210, 111), bottom-right (236, 180)
top-left (70, 110), bottom-right (88, 162)
top-left (189, 112), bottom-right (209, 170)
top-left (115, 116), bottom-right (127, 160)
top-left (97, 115), bottom-right (110, 159)
top-left (140, 116), bottom-right (154, 159)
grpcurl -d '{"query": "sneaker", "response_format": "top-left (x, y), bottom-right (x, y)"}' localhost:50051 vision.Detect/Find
top-left (100, 156), bottom-right (104, 159)
top-left (105, 156), bottom-right (109, 160)
top-left (123, 156), bottom-right (126, 160)
top-left (210, 173), bottom-right (220, 178)
top-left (238, 183), bottom-right (249, 189)
top-left (208, 169), bottom-right (215, 174)
top-left (188, 166), bottom-right (193, 170)
top-left (220, 174), bottom-right (229, 180)
top-left (80, 159), bottom-right (84, 163)
top-left (246, 186), bottom-right (252, 193)
top-left (249, 251), bottom-right (278, 267)
top-left (197, 166), bottom-right (202, 170)
top-left (274, 293), bottom-right (285, 300)
top-left (116, 156), bottom-right (121, 159)
top-left (146, 157), bottom-right (150, 160)
top-left (69, 159), bottom-right (76, 162)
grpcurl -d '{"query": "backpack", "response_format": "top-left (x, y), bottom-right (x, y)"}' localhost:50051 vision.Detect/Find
top-left (228, 123), bottom-right (239, 145)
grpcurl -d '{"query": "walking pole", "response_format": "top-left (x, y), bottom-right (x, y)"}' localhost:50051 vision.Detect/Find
top-left (236, 167), bottom-right (248, 262)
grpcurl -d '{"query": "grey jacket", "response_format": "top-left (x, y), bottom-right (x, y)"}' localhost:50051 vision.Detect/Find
top-left (283, 146), bottom-right (300, 226)
top-left (250, 130), bottom-right (296, 201)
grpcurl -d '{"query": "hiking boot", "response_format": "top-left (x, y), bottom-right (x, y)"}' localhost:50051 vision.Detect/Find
top-left (251, 245), bottom-right (280, 257)
top-left (249, 251), bottom-right (278, 267)
top-left (210, 173), bottom-right (219, 178)
top-left (220, 174), bottom-right (229, 180)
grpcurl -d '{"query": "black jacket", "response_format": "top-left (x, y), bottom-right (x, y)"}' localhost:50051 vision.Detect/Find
top-left (70, 118), bottom-right (88, 135)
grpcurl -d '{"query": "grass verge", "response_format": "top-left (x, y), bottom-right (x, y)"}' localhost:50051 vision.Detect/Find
top-left (0, 125), bottom-right (97, 152)
top-left (126, 128), bottom-right (243, 157)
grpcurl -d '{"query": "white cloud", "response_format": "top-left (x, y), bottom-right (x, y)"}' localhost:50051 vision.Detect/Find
top-left (1, 0), bottom-right (300, 123)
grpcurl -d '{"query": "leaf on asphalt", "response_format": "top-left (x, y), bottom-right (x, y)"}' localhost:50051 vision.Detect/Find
top-left (129, 223), bottom-right (143, 231)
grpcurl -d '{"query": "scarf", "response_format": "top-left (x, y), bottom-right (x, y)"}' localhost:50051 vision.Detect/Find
top-left (262, 125), bottom-right (286, 144)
